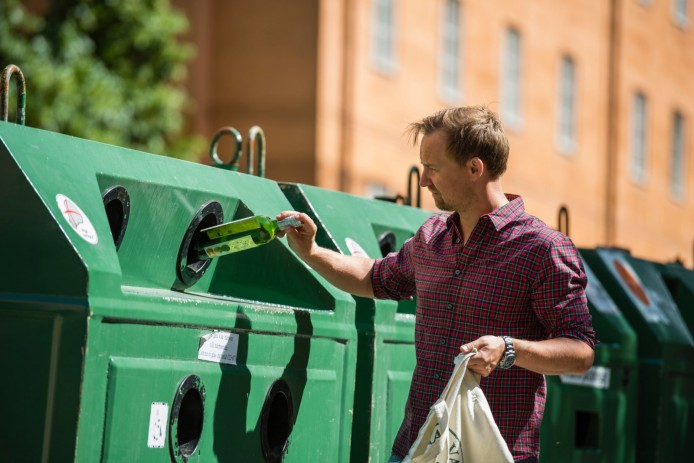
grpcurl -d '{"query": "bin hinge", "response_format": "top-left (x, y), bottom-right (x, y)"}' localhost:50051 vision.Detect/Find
top-left (1, 64), bottom-right (27, 125)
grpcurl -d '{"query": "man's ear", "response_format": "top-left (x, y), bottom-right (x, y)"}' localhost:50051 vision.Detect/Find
top-left (469, 157), bottom-right (484, 178)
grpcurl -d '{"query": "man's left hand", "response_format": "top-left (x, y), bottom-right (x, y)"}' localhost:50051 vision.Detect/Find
top-left (460, 335), bottom-right (506, 377)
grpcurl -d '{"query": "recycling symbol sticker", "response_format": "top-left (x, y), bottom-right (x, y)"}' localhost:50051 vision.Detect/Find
top-left (56, 194), bottom-right (99, 245)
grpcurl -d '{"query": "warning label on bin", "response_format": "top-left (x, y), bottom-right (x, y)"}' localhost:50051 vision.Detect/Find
top-left (345, 237), bottom-right (369, 258)
top-left (147, 402), bottom-right (168, 448)
top-left (560, 366), bottom-right (611, 389)
top-left (56, 194), bottom-right (98, 245)
top-left (198, 331), bottom-right (239, 365)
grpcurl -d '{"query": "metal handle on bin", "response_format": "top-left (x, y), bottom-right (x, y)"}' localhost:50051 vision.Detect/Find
top-left (406, 165), bottom-right (421, 208)
top-left (209, 127), bottom-right (243, 170)
top-left (246, 125), bottom-right (266, 178)
top-left (558, 205), bottom-right (570, 237)
top-left (1, 64), bottom-right (26, 125)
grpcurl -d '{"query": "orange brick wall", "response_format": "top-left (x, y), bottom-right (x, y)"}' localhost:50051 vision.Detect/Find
top-left (175, 0), bottom-right (694, 265)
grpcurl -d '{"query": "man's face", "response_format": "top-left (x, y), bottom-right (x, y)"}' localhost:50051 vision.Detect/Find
top-left (419, 130), bottom-right (473, 212)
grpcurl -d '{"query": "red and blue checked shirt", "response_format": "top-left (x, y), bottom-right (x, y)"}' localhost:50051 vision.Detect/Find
top-left (371, 196), bottom-right (596, 461)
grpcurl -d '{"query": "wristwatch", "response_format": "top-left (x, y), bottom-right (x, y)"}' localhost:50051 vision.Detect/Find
top-left (498, 336), bottom-right (516, 370)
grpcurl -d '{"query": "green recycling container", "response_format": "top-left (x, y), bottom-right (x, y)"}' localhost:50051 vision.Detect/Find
top-left (581, 248), bottom-right (694, 463)
top-left (280, 182), bottom-right (433, 463)
top-left (541, 257), bottom-right (638, 463)
top-left (656, 262), bottom-right (694, 335)
top-left (0, 121), bottom-right (358, 462)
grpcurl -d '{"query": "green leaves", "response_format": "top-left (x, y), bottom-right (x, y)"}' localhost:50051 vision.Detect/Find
top-left (0, 0), bottom-right (203, 160)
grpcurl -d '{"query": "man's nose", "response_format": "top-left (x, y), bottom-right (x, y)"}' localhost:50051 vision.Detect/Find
top-left (420, 172), bottom-right (432, 187)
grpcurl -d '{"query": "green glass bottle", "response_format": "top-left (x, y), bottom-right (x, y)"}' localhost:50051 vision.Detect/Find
top-left (197, 215), bottom-right (301, 259)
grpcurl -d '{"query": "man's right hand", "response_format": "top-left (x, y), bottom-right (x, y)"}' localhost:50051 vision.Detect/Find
top-left (276, 211), bottom-right (317, 259)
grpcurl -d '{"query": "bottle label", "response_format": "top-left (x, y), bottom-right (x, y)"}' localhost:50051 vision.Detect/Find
top-left (204, 235), bottom-right (258, 258)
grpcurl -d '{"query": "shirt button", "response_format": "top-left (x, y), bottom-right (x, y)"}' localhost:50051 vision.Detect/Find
top-left (447, 303), bottom-right (453, 310)
top-left (434, 374), bottom-right (440, 380)
top-left (454, 269), bottom-right (461, 276)
top-left (440, 339), bottom-right (446, 346)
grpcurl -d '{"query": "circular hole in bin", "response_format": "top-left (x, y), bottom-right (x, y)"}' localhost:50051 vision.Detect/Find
top-left (176, 201), bottom-right (223, 287)
top-left (101, 185), bottom-right (130, 250)
top-left (378, 231), bottom-right (397, 257)
top-left (170, 375), bottom-right (205, 461)
top-left (260, 380), bottom-right (294, 463)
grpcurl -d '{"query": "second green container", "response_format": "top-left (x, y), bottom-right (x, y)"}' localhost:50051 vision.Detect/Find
top-left (280, 182), bottom-right (433, 463)
top-left (541, 257), bottom-right (638, 463)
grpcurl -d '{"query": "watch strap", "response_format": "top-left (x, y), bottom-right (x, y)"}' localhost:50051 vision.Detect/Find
top-left (498, 335), bottom-right (516, 370)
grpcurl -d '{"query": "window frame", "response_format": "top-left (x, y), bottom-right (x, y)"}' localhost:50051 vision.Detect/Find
top-left (371, 0), bottom-right (398, 75)
top-left (438, 0), bottom-right (462, 103)
top-left (671, 111), bottom-right (687, 200)
top-left (500, 26), bottom-right (523, 130)
top-left (556, 55), bottom-right (577, 155)
top-left (630, 92), bottom-right (649, 185)
top-left (673, 0), bottom-right (690, 28)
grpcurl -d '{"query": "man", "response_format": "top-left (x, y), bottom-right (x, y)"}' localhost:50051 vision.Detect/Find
top-left (277, 105), bottom-right (596, 462)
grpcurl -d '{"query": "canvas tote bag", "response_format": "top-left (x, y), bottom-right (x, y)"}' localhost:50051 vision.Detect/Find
top-left (402, 351), bottom-right (514, 463)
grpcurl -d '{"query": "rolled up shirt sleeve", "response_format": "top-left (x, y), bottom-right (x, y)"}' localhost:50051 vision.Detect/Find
top-left (371, 236), bottom-right (417, 301)
top-left (531, 234), bottom-right (597, 349)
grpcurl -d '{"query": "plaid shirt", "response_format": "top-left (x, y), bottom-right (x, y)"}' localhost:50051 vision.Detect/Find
top-left (372, 196), bottom-right (596, 461)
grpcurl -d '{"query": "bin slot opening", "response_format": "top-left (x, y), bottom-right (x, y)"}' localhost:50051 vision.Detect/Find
top-left (261, 380), bottom-right (294, 463)
top-left (176, 201), bottom-right (224, 288)
top-left (378, 231), bottom-right (397, 257)
top-left (177, 389), bottom-right (203, 456)
top-left (101, 185), bottom-right (130, 251)
top-left (575, 410), bottom-right (600, 449)
top-left (170, 375), bottom-right (205, 461)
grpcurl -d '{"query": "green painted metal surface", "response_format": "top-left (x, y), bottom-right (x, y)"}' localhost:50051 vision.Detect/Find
top-left (0, 121), bottom-right (358, 462)
top-left (541, 257), bottom-right (638, 463)
top-left (280, 182), bottom-right (433, 463)
top-left (656, 262), bottom-right (694, 335)
top-left (581, 248), bottom-right (694, 463)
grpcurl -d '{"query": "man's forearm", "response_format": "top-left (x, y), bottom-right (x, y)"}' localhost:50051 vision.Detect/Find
top-left (513, 337), bottom-right (594, 375)
top-left (302, 245), bottom-right (376, 298)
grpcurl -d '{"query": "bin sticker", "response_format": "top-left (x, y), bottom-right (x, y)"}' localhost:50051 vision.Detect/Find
top-left (198, 331), bottom-right (239, 365)
top-left (560, 366), bottom-right (611, 389)
top-left (611, 257), bottom-right (668, 324)
top-left (147, 402), bottom-right (168, 448)
top-left (345, 237), bottom-right (369, 258)
top-left (56, 194), bottom-right (98, 245)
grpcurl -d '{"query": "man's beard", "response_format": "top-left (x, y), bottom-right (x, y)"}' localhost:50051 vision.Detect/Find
top-left (430, 190), bottom-right (453, 211)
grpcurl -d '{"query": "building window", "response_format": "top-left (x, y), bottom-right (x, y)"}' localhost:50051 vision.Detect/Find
top-left (557, 55), bottom-right (577, 154)
top-left (630, 92), bottom-right (648, 184)
top-left (673, 0), bottom-right (690, 27)
top-left (438, 0), bottom-right (461, 103)
top-left (371, 0), bottom-right (397, 74)
top-left (671, 111), bottom-right (686, 199)
top-left (501, 27), bottom-right (522, 129)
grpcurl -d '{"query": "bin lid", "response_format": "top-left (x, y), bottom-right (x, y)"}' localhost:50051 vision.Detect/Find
top-left (596, 248), bottom-right (694, 346)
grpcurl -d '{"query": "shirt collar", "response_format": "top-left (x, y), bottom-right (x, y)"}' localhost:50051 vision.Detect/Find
top-left (445, 194), bottom-right (525, 233)
top-left (484, 194), bottom-right (524, 231)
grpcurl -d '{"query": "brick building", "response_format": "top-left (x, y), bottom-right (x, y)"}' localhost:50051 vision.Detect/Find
top-left (175, 0), bottom-right (694, 265)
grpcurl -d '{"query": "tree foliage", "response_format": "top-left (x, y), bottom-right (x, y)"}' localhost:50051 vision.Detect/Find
top-left (0, 0), bottom-right (203, 160)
